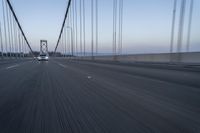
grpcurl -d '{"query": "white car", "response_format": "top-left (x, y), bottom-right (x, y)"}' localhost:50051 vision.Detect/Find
top-left (38, 54), bottom-right (49, 61)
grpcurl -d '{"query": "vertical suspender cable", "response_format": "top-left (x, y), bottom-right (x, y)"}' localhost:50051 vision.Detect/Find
top-left (15, 22), bottom-right (19, 57)
top-left (80, 0), bottom-right (82, 57)
top-left (20, 30), bottom-right (23, 57)
top-left (25, 40), bottom-right (27, 56)
top-left (23, 36), bottom-right (25, 57)
top-left (13, 17), bottom-right (17, 57)
top-left (57, 38), bottom-right (60, 55)
top-left (2, 0), bottom-right (8, 57)
top-left (177, 0), bottom-right (186, 53)
top-left (66, 26), bottom-right (68, 55)
top-left (61, 36), bottom-right (62, 56)
top-left (59, 38), bottom-right (61, 56)
top-left (12, 11), bottom-right (17, 57)
top-left (118, 0), bottom-right (123, 55)
top-left (60, 36), bottom-right (61, 55)
top-left (61, 33), bottom-right (64, 56)
top-left (113, 0), bottom-right (117, 57)
top-left (67, 20), bottom-right (70, 55)
top-left (170, 0), bottom-right (177, 53)
top-left (71, 0), bottom-right (74, 56)
top-left (17, 26), bottom-right (20, 57)
top-left (19, 29), bottom-right (22, 57)
top-left (120, 0), bottom-right (123, 55)
top-left (91, 0), bottom-right (94, 59)
top-left (113, 0), bottom-right (115, 56)
top-left (63, 33), bottom-right (65, 56)
top-left (12, 12), bottom-right (15, 57)
top-left (64, 26), bottom-right (67, 57)
top-left (21, 34), bottom-right (24, 57)
top-left (23, 34), bottom-right (25, 57)
top-left (5, 2), bottom-right (11, 57)
top-left (67, 4), bottom-right (70, 56)
top-left (69, 15), bottom-right (72, 55)
top-left (69, 5), bottom-right (74, 56)
top-left (24, 37), bottom-right (26, 56)
top-left (83, 0), bottom-right (86, 56)
top-left (18, 28), bottom-right (21, 57)
top-left (20, 34), bottom-right (23, 57)
top-left (9, 9), bottom-right (14, 56)
top-left (22, 33), bottom-right (24, 57)
top-left (95, 0), bottom-right (98, 56)
top-left (71, 27), bottom-right (74, 56)
top-left (71, 1), bottom-right (75, 56)
top-left (0, 21), bottom-right (3, 57)
top-left (115, 0), bottom-right (117, 56)
top-left (15, 23), bottom-right (18, 57)
top-left (186, 0), bottom-right (194, 52)
top-left (15, 22), bottom-right (18, 56)
top-left (63, 26), bottom-right (64, 56)
top-left (75, 0), bottom-right (78, 56)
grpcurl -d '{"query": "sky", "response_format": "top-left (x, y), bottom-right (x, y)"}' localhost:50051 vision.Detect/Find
top-left (0, 0), bottom-right (200, 54)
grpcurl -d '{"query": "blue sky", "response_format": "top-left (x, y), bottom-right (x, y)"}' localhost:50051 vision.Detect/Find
top-left (1, 0), bottom-right (200, 54)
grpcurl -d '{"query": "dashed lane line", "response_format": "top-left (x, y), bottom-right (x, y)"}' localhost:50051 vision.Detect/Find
top-left (56, 62), bottom-right (94, 80)
top-left (6, 64), bottom-right (20, 70)
top-left (58, 63), bottom-right (67, 68)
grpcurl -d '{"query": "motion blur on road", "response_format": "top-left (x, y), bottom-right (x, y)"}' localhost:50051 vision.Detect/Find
top-left (0, 58), bottom-right (200, 133)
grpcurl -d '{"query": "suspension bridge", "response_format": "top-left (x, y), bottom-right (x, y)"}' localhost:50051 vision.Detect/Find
top-left (0, 0), bottom-right (200, 133)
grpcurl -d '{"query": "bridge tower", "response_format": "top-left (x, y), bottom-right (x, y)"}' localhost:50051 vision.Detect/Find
top-left (40, 40), bottom-right (48, 55)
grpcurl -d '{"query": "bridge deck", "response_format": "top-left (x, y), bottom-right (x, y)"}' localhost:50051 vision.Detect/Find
top-left (0, 59), bottom-right (200, 133)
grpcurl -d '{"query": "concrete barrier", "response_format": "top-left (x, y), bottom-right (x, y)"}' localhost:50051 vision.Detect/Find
top-left (80, 52), bottom-right (200, 64)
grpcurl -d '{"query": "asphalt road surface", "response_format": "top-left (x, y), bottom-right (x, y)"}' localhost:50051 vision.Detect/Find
top-left (0, 58), bottom-right (200, 133)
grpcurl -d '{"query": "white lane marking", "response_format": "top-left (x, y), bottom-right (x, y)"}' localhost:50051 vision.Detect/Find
top-left (56, 62), bottom-right (93, 79)
top-left (87, 76), bottom-right (92, 79)
top-left (58, 63), bottom-right (67, 68)
top-left (6, 64), bottom-right (20, 69)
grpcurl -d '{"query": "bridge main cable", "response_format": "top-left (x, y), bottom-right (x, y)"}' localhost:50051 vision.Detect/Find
top-left (6, 0), bottom-right (34, 56)
top-left (54, 0), bottom-right (72, 54)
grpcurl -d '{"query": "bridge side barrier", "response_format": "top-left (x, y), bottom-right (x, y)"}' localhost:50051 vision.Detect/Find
top-left (78, 52), bottom-right (200, 64)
